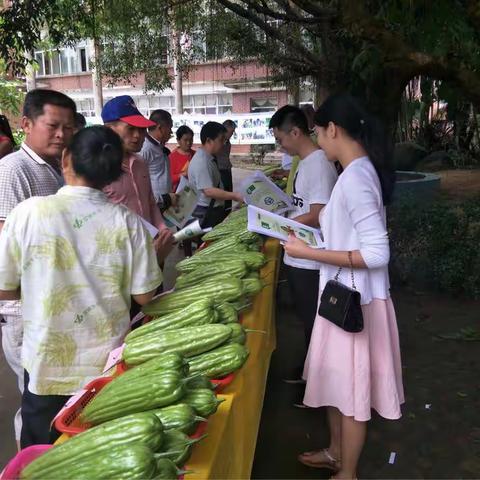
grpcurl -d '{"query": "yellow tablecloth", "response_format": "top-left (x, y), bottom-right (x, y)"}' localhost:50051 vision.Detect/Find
top-left (187, 238), bottom-right (280, 479)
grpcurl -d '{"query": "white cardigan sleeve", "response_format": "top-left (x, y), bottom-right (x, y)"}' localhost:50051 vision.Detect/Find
top-left (342, 168), bottom-right (390, 269)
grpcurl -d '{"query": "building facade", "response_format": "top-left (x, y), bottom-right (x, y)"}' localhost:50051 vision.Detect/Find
top-left (31, 42), bottom-right (314, 152)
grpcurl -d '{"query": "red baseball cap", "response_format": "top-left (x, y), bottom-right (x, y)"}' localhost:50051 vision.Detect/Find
top-left (101, 95), bottom-right (156, 128)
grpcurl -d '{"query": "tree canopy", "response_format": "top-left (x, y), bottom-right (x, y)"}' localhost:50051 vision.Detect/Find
top-left (2, 0), bottom-right (480, 128)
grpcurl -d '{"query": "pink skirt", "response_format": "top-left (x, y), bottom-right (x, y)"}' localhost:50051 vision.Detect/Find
top-left (303, 298), bottom-right (404, 421)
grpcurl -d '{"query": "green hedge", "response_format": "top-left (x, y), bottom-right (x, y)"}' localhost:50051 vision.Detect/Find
top-left (388, 195), bottom-right (480, 298)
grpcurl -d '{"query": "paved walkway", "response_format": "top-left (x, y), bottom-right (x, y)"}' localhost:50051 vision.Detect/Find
top-left (252, 280), bottom-right (480, 478)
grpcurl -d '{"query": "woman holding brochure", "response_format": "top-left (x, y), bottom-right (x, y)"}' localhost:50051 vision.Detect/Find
top-left (284, 94), bottom-right (404, 479)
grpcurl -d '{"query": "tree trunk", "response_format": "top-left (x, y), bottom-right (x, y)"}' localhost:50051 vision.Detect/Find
top-left (91, 38), bottom-right (104, 117)
top-left (364, 66), bottom-right (410, 138)
top-left (172, 28), bottom-right (183, 115)
top-left (313, 79), bottom-right (329, 108)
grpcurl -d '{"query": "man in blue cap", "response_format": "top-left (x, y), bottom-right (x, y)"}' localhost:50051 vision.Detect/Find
top-left (101, 95), bottom-right (173, 262)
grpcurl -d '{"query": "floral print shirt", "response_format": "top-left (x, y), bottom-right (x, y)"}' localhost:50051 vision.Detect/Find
top-left (0, 186), bottom-right (163, 395)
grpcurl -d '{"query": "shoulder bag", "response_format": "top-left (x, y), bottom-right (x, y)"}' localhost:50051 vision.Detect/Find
top-left (318, 251), bottom-right (364, 333)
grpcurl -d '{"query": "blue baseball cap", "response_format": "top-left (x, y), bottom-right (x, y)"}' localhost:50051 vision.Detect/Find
top-left (101, 95), bottom-right (155, 128)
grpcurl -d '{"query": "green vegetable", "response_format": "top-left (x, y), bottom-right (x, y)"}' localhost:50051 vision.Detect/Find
top-left (185, 375), bottom-right (216, 390)
top-left (189, 236), bottom-right (251, 259)
top-left (142, 278), bottom-right (243, 317)
top-left (202, 219), bottom-right (248, 242)
top-left (20, 413), bottom-right (163, 479)
top-left (154, 458), bottom-right (183, 480)
top-left (151, 403), bottom-right (205, 434)
top-left (161, 429), bottom-right (204, 466)
top-left (80, 371), bottom-right (185, 425)
top-left (225, 206), bottom-right (247, 221)
top-left (188, 343), bottom-right (249, 379)
top-left (34, 444), bottom-right (160, 480)
top-left (127, 299), bottom-right (215, 340)
top-left (242, 277), bottom-right (265, 296)
top-left (123, 324), bottom-right (233, 366)
top-left (231, 299), bottom-right (253, 313)
top-left (175, 260), bottom-right (248, 290)
top-left (214, 302), bottom-right (238, 324)
top-left (104, 354), bottom-right (188, 392)
top-left (226, 323), bottom-right (246, 345)
top-left (176, 251), bottom-right (266, 273)
top-left (182, 388), bottom-right (223, 417)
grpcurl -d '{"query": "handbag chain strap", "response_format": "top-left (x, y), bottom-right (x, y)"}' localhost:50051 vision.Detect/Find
top-left (333, 251), bottom-right (357, 290)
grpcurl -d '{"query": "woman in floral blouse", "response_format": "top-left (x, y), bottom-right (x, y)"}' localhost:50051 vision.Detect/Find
top-left (0, 126), bottom-right (163, 448)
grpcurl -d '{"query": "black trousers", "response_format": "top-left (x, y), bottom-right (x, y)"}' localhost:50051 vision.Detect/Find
top-left (285, 265), bottom-right (320, 371)
top-left (219, 169), bottom-right (233, 213)
top-left (192, 205), bottom-right (227, 229)
top-left (21, 371), bottom-right (70, 448)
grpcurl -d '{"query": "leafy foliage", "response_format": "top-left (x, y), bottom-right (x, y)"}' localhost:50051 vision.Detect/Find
top-left (0, 78), bottom-right (24, 115)
top-left (389, 194), bottom-right (480, 299)
top-left (2, 1), bottom-right (480, 129)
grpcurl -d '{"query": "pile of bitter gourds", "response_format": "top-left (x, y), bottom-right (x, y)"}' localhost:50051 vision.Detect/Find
top-left (21, 208), bottom-right (268, 480)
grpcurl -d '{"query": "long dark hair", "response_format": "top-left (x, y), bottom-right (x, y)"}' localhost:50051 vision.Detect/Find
top-left (314, 94), bottom-right (395, 205)
top-left (0, 115), bottom-right (16, 146)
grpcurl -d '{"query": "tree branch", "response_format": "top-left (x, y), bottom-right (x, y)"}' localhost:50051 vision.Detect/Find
top-left (341, 1), bottom-right (480, 107)
top-left (216, 0), bottom-right (321, 66)
top-left (236, 0), bottom-right (325, 24)
top-left (288, 0), bottom-right (336, 19)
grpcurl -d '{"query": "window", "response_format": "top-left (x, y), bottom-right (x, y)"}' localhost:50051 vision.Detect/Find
top-left (181, 94), bottom-right (232, 115)
top-left (34, 52), bottom-right (44, 76)
top-left (44, 55), bottom-right (51, 75)
top-left (133, 95), bottom-right (176, 116)
top-left (34, 44), bottom-right (91, 76)
top-left (80, 48), bottom-right (88, 71)
top-left (60, 49), bottom-right (70, 74)
top-left (51, 51), bottom-right (61, 75)
top-left (76, 98), bottom-right (95, 117)
top-left (250, 97), bottom-right (278, 113)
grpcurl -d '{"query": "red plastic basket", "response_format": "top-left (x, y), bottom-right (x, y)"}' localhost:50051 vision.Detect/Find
top-left (115, 360), bottom-right (128, 375)
top-left (189, 419), bottom-right (208, 439)
top-left (211, 372), bottom-right (235, 392)
top-left (54, 376), bottom-right (113, 435)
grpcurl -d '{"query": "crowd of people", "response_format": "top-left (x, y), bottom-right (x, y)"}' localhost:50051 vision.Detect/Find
top-left (0, 88), bottom-right (403, 479)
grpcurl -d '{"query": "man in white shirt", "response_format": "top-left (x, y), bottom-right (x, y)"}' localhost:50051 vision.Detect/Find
top-left (0, 89), bottom-right (76, 445)
top-left (140, 109), bottom-right (178, 210)
top-left (269, 105), bottom-right (338, 390)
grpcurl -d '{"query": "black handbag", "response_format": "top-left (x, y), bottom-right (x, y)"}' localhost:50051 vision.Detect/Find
top-left (318, 251), bottom-right (364, 333)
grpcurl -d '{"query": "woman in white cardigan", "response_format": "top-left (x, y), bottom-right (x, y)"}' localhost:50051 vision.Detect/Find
top-left (284, 94), bottom-right (404, 479)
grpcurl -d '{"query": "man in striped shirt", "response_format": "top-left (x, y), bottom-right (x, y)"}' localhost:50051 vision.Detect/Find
top-left (0, 89), bottom-right (76, 446)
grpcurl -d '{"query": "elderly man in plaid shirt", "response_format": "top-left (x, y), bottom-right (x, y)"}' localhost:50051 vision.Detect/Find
top-left (0, 88), bottom-right (76, 446)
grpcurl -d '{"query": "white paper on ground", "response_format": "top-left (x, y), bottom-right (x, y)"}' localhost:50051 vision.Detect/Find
top-left (163, 178), bottom-right (199, 228)
top-left (388, 452), bottom-right (396, 464)
top-left (240, 170), bottom-right (293, 214)
top-left (139, 217), bottom-right (159, 239)
top-left (247, 204), bottom-right (324, 248)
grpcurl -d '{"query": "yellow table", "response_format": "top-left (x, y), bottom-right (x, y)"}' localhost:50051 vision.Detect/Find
top-left (187, 238), bottom-right (280, 479)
